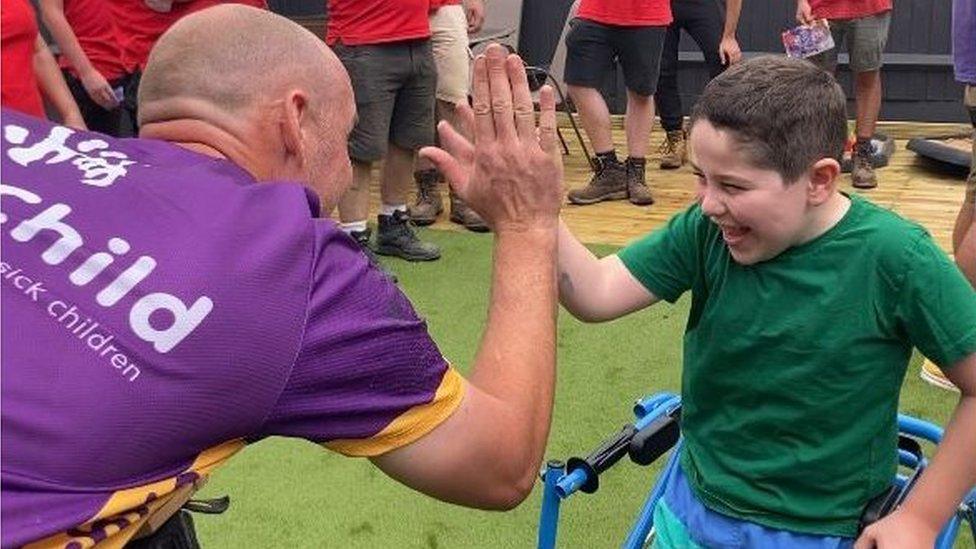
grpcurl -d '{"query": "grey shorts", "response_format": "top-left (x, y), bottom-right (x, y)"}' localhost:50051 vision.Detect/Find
top-left (809, 11), bottom-right (891, 73)
top-left (334, 40), bottom-right (437, 162)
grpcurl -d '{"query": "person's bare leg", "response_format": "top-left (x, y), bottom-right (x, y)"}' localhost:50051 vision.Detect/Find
top-left (338, 160), bottom-right (372, 224)
top-left (567, 85), bottom-right (614, 153)
top-left (854, 70), bottom-right (882, 140)
top-left (624, 90), bottom-right (654, 159)
top-left (381, 143), bottom-right (414, 206)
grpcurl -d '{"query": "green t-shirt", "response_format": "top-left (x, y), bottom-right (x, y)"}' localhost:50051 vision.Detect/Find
top-left (618, 194), bottom-right (976, 537)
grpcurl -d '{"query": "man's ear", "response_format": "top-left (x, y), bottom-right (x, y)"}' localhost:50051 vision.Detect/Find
top-left (807, 157), bottom-right (841, 205)
top-left (281, 89), bottom-right (310, 161)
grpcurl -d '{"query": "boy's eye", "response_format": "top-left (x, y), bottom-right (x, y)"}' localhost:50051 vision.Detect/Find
top-left (721, 182), bottom-right (744, 193)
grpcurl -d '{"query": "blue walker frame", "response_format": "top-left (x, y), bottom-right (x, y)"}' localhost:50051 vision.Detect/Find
top-left (537, 392), bottom-right (976, 549)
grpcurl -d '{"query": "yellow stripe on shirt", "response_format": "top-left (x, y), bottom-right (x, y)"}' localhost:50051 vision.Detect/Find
top-left (324, 366), bottom-right (466, 457)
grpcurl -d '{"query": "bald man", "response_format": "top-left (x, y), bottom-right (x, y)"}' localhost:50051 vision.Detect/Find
top-left (0, 6), bottom-right (563, 548)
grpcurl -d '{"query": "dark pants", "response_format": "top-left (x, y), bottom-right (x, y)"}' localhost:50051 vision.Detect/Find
top-left (62, 70), bottom-right (141, 137)
top-left (654, 0), bottom-right (727, 132)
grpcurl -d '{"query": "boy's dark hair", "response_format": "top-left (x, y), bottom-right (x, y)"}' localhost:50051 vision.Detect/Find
top-left (689, 55), bottom-right (848, 184)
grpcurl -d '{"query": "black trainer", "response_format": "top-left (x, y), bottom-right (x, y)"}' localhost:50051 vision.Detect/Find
top-left (349, 227), bottom-right (398, 283)
top-left (375, 210), bottom-right (441, 261)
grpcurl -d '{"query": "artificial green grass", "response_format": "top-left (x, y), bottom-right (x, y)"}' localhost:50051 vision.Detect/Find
top-left (195, 227), bottom-right (970, 548)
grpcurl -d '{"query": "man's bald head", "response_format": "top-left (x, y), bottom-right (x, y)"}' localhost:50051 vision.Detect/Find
top-left (137, 5), bottom-right (356, 211)
top-left (139, 5), bottom-right (347, 122)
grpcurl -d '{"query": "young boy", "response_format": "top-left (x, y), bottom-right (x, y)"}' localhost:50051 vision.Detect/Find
top-left (556, 56), bottom-right (976, 547)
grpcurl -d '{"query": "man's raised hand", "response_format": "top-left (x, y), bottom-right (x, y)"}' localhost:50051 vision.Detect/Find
top-left (420, 43), bottom-right (562, 234)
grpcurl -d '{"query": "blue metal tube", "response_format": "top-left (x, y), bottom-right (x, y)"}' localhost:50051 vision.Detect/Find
top-left (538, 461), bottom-right (566, 549)
top-left (633, 392), bottom-right (679, 420)
top-left (897, 414), bottom-right (943, 445)
top-left (555, 469), bottom-right (587, 499)
top-left (622, 442), bottom-right (683, 549)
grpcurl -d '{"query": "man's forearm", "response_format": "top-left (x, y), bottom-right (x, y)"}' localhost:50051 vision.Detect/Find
top-left (470, 226), bottom-right (558, 468)
top-left (39, 1), bottom-right (96, 78)
top-left (32, 38), bottom-right (82, 124)
top-left (723, 0), bottom-right (742, 38)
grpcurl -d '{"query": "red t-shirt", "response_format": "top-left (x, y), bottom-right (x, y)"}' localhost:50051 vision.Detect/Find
top-left (810, 0), bottom-right (892, 20)
top-left (325, 0), bottom-right (431, 46)
top-left (430, 0), bottom-right (461, 10)
top-left (111, 0), bottom-right (189, 71)
top-left (188, 0), bottom-right (269, 11)
top-left (59, 0), bottom-right (128, 81)
top-left (1, 0), bottom-right (45, 117)
top-left (577, 0), bottom-right (672, 26)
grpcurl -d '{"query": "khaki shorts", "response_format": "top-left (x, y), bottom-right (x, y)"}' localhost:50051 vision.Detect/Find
top-left (809, 11), bottom-right (891, 73)
top-left (430, 5), bottom-right (471, 104)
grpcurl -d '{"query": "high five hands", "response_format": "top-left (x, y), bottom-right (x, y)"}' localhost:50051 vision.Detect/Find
top-left (420, 44), bottom-right (564, 234)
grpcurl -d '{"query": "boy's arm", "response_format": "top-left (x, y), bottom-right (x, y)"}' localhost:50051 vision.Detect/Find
top-left (558, 219), bottom-right (658, 322)
top-left (31, 36), bottom-right (85, 130)
top-left (38, 0), bottom-right (119, 110)
top-left (855, 352), bottom-right (976, 548)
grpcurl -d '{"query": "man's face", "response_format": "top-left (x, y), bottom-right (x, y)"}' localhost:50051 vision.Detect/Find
top-left (304, 72), bottom-right (355, 214)
top-left (689, 120), bottom-right (814, 265)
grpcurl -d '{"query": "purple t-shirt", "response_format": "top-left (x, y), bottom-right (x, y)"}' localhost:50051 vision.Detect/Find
top-left (0, 109), bottom-right (464, 548)
top-left (955, 0), bottom-right (976, 85)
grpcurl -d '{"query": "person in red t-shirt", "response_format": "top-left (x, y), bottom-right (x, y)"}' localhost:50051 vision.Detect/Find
top-left (1, 0), bottom-right (85, 128)
top-left (798, 0), bottom-right (893, 189)
top-left (563, 0), bottom-right (672, 207)
top-left (327, 0), bottom-right (442, 268)
top-left (39, 0), bottom-right (131, 135)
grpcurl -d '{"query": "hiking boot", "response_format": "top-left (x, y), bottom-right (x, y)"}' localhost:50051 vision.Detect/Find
top-left (851, 142), bottom-right (877, 189)
top-left (450, 193), bottom-right (489, 232)
top-left (376, 210), bottom-right (441, 261)
top-left (626, 158), bottom-right (654, 206)
top-left (567, 157), bottom-right (627, 205)
top-left (658, 130), bottom-right (686, 170)
top-left (349, 228), bottom-right (398, 283)
top-left (408, 169), bottom-right (443, 226)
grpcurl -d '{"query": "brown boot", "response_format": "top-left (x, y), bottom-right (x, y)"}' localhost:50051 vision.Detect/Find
top-left (450, 193), bottom-right (489, 232)
top-left (626, 157), bottom-right (654, 205)
top-left (851, 141), bottom-right (877, 189)
top-left (408, 169), bottom-right (443, 225)
top-left (658, 130), bottom-right (686, 170)
top-left (567, 157), bottom-right (627, 205)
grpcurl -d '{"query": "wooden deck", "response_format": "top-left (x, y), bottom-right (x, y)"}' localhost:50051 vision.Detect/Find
top-left (370, 119), bottom-right (972, 252)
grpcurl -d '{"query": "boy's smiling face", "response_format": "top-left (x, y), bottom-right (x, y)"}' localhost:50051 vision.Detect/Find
top-left (689, 120), bottom-right (819, 265)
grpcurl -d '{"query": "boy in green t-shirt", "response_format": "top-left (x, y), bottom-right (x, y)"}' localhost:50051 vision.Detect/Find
top-left (556, 56), bottom-right (976, 547)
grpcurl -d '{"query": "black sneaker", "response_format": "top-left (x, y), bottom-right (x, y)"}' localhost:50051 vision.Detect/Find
top-left (349, 227), bottom-right (398, 283)
top-left (375, 210), bottom-right (441, 261)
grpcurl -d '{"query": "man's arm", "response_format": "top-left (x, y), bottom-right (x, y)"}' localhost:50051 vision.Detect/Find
top-left (38, 0), bottom-right (119, 110)
top-left (796, 0), bottom-right (814, 25)
top-left (953, 182), bottom-right (976, 286)
top-left (465, 0), bottom-right (485, 34)
top-left (371, 44), bottom-right (562, 510)
top-left (31, 36), bottom-right (85, 129)
top-left (557, 219), bottom-right (658, 322)
top-left (855, 352), bottom-right (976, 548)
top-left (719, 0), bottom-right (742, 65)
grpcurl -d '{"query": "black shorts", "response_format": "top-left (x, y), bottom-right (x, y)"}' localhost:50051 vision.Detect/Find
top-left (334, 40), bottom-right (437, 163)
top-left (563, 18), bottom-right (667, 97)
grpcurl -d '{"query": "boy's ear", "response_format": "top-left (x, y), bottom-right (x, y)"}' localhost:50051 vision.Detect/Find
top-left (807, 158), bottom-right (841, 205)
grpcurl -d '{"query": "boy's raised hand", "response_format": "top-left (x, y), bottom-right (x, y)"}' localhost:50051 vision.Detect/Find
top-left (419, 43), bottom-right (563, 234)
